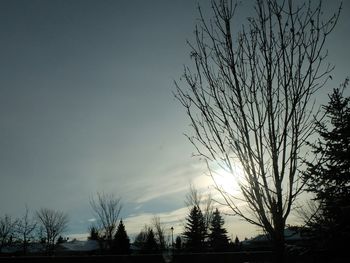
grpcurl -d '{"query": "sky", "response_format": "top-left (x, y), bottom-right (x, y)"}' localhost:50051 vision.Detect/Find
top-left (0, 0), bottom-right (349, 242)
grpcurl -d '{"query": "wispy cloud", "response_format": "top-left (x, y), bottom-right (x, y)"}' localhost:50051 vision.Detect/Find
top-left (126, 159), bottom-right (207, 204)
top-left (123, 206), bottom-right (189, 240)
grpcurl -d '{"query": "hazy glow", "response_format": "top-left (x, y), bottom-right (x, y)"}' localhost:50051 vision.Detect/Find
top-left (210, 162), bottom-right (245, 196)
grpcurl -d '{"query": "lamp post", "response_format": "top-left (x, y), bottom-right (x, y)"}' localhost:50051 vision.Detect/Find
top-left (170, 226), bottom-right (174, 250)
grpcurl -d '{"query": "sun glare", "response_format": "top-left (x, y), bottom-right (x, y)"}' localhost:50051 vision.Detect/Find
top-left (211, 163), bottom-right (245, 196)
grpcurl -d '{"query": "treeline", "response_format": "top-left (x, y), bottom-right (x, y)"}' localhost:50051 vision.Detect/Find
top-left (86, 189), bottom-right (240, 254)
top-left (0, 206), bottom-right (68, 255)
top-left (0, 189), bottom-right (240, 256)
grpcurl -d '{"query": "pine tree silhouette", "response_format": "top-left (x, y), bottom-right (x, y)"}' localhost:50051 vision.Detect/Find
top-left (304, 82), bottom-right (350, 251)
top-left (208, 208), bottom-right (229, 252)
top-left (144, 229), bottom-right (158, 253)
top-left (113, 220), bottom-right (130, 254)
top-left (183, 206), bottom-right (207, 252)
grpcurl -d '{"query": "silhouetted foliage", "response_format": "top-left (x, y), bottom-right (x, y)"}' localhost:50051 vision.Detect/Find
top-left (185, 185), bottom-right (214, 236)
top-left (112, 220), bottom-right (130, 255)
top-left (174, 0), bottom-right (341, 261)
top-left (36, 208), bottom-right (68, 254)
top-left (15, 206), bottom-right (37, 255)
top-left (175, 236), bottom-right (182, 251)
top-left (152, 216), bottom-right (166, 250)
top-left (183, 206), bottom-right (207, 252)
top-left (235, 236), bottom-right (240, 246)
top-left (89, 192), bottom-right (122, 250)
top-left (56, 235), bottom-right (67, 244)
top-left (303, 80), bottom-right (350, 251)
top-left (88, 225), bottom-right (100, 241)
top-left (0, 215), bottom-right (17, 253)
top-left (228, 235), bottom-right (241, 251)
top-left (134, 226), bottom-right (158, 254)
top-left (144, 229), bottom-right (158, 253)
top-left (208, 208), bottom-right (229, 252)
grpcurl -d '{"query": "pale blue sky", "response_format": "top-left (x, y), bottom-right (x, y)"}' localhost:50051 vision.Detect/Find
top-left (0, 0), bottom-right (348, 241)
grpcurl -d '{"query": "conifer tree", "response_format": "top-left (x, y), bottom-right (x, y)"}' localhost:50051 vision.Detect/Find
top-left (304, 80), bottom-right (350, 250)
top-left (234, 236), bottom-right (240, 246)
top-left (88, 225), bottom-right (99, 241)
top-left (208, 208), bottom-right (229, 252)
top-left (144, 228), bottom-right (158, 253)
top-left (183, 206), bottom-right (207, 252)
top-left (134, 226), bottom-right (158, 254)
top-left (175, 236), bottom-right (182, 251)
top-left (113, 220), bottom-right (130, 254)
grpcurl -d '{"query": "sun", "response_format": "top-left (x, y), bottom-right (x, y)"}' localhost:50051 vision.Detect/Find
top-left (210, 163), bottom-right (245, 196)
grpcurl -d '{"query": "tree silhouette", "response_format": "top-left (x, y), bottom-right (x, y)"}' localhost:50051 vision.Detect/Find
top-left (303, 80), bottom-right (350, 251)
top-left (144, 228), bottom-right (158, 253)
top-left (175, 236), bottom-right (182, 251)
top-left (134, 226), bottom-right (158, 254)
top-left (183, 206), bottom-right (207, 252)
top-left (16, 206), bottom-right (37, 255)
top-left (234, 236), bottom-right (240, 246)
top-left (152, 216), bottom-right (166, 250)
top-left (89, 192), bottom-right (122, 250)
top-left (185, 185), bottom-right (214, 237)
top-left (208, 208), bottom-right (229, 252)
top-left (112, 220), bottom-right (130, 255)
top-left (88, 225), bottom-right (100, 241)
top-left (36, 208), bottom-right (68, 254)
top-left (174, 0), bottom-right (341, 261)
top-left (0, 215), bottom-right (17, 253)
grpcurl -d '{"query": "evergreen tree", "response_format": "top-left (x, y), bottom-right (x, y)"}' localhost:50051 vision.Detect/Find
top-left (175, 236), bottom-right (182, 251)
top-left (304, 81), bottom-right (350, 250)
top-left (183, 206), bottom-right (207, 252)
top-left (144, 229), bottom-right (158, 253)
top-left (234, 236), bottom-right (240, 246)
top-left (113, 220), bottom-right (130, 254)
top-left (208, 208), bottom-right (229, 252)
top-left (134, 226), bottom-right (158, 254)
top-left (88, 225), bottom-right (99, 241)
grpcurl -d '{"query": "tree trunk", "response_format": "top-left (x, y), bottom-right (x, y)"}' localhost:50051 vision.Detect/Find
top-left (272, 227), bottom-right (285, 263)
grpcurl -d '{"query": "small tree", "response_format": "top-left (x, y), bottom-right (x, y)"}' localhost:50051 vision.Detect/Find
top-left (113, 220), bottom-right (130, 254)
top-left (36, 208), bottom-right (68, 253)
top-left (144, 229), bottom-right (158, 253)
top-left (89, 192), bottom-right (122, 250)
top-left (185, 185), bottom-right (214, 237)
top-left (183, 205), bottom-right (207, 252)
top-left (0, 215), bottom-right (17, 253)
top-left (134, 226), bottom-right (158, 254)
top-left (234, 236), bottom-right (240, 246)
top-left (208, 208), bottom-right (229, 252)
top-left (16, 206), bottom-right (37, 254)
top-left (152, 216), bottom-right (166, 250)
top-left (88, 225), bottom-right (100, 241)
top-left (56, 235), bottom-right (67, 244)
top-left (175, 236), bottom-right (182, 251)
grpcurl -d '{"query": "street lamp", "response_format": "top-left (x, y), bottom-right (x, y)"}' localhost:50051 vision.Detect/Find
top-left (170, 226), bottom-right (174, 250)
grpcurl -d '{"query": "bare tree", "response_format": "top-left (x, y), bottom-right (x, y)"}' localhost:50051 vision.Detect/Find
top-left (89, 192), bottom-right (122, 249)
top-left (36, 208), bottom-right (68, 253)
top-left (152, 216), bottom-right (167, 250)
top-left (16, 206), bottom-right (37, 254)
top-left (174, 0), bottom-right (341, 260)
top-left (185, 184), bottom-right (214, 235)
top-left (0, 215), bottom-right (17, 253)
